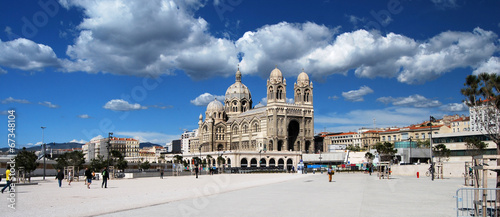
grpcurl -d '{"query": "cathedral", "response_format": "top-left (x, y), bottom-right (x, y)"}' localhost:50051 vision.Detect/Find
top-left (187, 67), bottom-right (314, 170)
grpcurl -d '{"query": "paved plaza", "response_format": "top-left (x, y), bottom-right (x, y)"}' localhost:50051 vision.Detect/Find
top-left (0, 172), bottom-right (472, 217)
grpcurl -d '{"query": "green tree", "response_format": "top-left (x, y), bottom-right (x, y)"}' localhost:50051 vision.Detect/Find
top-left (374, 142), bottom-right (397, 161)
top-left (465, 137), bottom-right (488, 157)
top-left (14, 147), bottom-right (39, 174)
top-left (90, 155), bottom-right (106, 172)
top-left (433, 144), bottom-right (451, 162)
top-left (115, 158), bottom-right (128, 171)
top-left (55, 151), bottom-right (85, 170)
top-left (173, 155), bottom-right (183, 164)
top-left (364, 152), bottom-right (374, 162)
top-left (140, 161), bottom-right (151, 170)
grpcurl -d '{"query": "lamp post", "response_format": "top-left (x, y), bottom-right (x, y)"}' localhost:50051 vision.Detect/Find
top-left (259, 150), bottom-right (262, 167)
top-left (409, 137), bottom-right (412, 164)
top-left (41, 126), bottom-right (46, 180)
top-left (319, 151), bottom-right (323, 174)
top-left (429, 116), bottom-right (435, 181)
top-left (107, 132), bottom-right (113, 169)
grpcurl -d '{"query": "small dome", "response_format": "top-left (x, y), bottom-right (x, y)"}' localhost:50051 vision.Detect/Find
top-left (269, 67), bottom-right (283, 84)
top-left (207, 99), bottom-right (224, 112)
top-left (297, 70), bottom-right (310, 87)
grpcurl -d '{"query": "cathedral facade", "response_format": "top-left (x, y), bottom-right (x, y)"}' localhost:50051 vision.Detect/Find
top-left (187, 67), bottom-right (314, 169)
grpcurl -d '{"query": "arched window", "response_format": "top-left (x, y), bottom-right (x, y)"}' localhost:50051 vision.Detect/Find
top-left (269, 86), bottom-right (274, 100)
top-left (277, 86), bottom-right (284, 100)
top-left (232, 101), bottom-right (238, 112)
top-left (253, 122), bottom-right (259, 132)
top-left (304, 89), bottom-right (310, 102)
top-left (216, 127), bottom-right (225, 140)
top-left (233, 126), bottom-right (238, 134)
top-left (243, 124), bottom-right (248, 134)
top-left (241, 101), bottom-right (247, 112)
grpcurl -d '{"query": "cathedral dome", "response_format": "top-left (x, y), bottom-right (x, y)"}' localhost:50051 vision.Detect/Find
top-left (269, 67), bottom-right (283, 84)
top-left (225, 68), bottom-right (251, 101)
top-left (297, 70), bottom-right (310, 87)
top-left (207, 99), bottom-right (224, 112)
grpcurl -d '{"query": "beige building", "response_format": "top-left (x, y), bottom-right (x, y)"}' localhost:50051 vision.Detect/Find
top-left (82, 137), bottom-right (140, 162)
top-left (171, 67), bottom-right (314, 170)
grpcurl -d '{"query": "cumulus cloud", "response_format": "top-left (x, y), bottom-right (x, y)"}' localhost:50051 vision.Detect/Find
top-left (237, 22), bottom-right (335, 77)
top-left (61, 0), bottom-right (237, 78)
top-left (377, 94), bottom-right (442, 108)
top-left (473, 57), bottom-right (500, 75)
top-left (0, 0), bottom-right (497, 86)
top-left (2, 97), bottom-right (31, 104)
top-left (190, 93), bottom-right (225, 106)
top-left (77, 114), bottom-right (92, 119)
top-left (90, 135), bottom-right (104, 141)
top-left (103, 99), bottom-right (146, 111)
top-left (430, 0), bottom-right (462, 8)
top-left (69, 139), bottom-right (87, 144)
top-left (440, 102), bottom-right (468, 112)
top-left (39, 101), bottom-right (60, 108)
top-left (0, 38), bottom-right (60, 71)
top-left (342, 86), bottom-right (374, 102)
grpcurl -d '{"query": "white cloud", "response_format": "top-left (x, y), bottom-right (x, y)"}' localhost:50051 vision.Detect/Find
top-left (61, 0), bottom-right (237, 78)
top-left (237, 22), bottom-right (335, 77)
top-left (39, 101), bottom-right (60, 108)
top-left (342, 86), bottom-right (374, 102)
top-left (473, 57), bottom-right (500, 75)
top-left (440, 102), bottom-right (468, 112)
top-left (77, 114), bottom-right (92, 119)
top-left (91, 135), bottom-right (104, 141)
top-left (115, 131), bottom-right (179, 144)
top-left (328, 96), bottom-right (339, 100)
top-left (377, 94), bottom-right (441, 108)
top-left (430, 0), bottom-right (462, 8)
top-left (0, 38), bottom-right (60, 71)
top-left (259, 97), bottom-right (294, 105)
top-left (103, 99), bottom-right (146, 111)
top-left (0, 67), bottom-right (6, 74)
top-left (69, 139), bottom-right (87, 144)
top-left (2, 97), bottom-right (31, 104)
top-left (190, 93), bottom-right (225, 106)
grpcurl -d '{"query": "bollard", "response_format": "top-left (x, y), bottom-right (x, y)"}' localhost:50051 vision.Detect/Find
top-left (416, 172), bottom-right (419, 178)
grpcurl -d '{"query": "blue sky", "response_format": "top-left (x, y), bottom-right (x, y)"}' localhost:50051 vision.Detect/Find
top-left (1, 0), bottom-right (499, 148)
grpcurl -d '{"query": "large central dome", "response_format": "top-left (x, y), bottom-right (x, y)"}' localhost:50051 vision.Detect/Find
top-left (225, 68), bottom-right (251, 101)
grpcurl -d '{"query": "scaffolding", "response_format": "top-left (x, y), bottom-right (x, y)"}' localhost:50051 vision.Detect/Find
top-left (471, 155), bottom-right (500, 216)
top-left (377, 162), bottom-right (391, 180)
top-left (64, 166), bottom-right (79, 182)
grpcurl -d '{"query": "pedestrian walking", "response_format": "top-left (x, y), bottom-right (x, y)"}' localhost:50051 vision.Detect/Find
top-left (1, 166), bottom-right (12, 193)
top-left (56, 169), bottom-right (64, 187)
top-left (327, 166), bottom-right (333, 182)
top-left (84, 167), bottom-right (93, 189)
top-left (68, 170), bottom-right (73, 186)
top-left (195, 163), bottom-right (199, 179)
top-left (101, 167), bottom-right (109, 188)
top-left (160, 170), bottom-right (164, 179)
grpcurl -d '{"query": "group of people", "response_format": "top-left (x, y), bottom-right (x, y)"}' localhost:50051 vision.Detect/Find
top-left (55, 167), bottom-right (109, 189)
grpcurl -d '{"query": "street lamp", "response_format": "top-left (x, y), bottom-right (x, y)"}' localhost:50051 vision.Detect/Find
top-left (107, 132), bottom-right (113, 169)
top-left (429, 116), bottom-right (435, 181)
top-left (319, 151), bottom-right (323, 174)
top-left (409, 137), bottom-right (412, 164)
top-left (259, 150), bottom-right (262, 167)
top-left (41, 126), bottom-right (46, 180)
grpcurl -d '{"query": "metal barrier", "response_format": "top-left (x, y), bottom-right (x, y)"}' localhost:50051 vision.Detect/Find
top-left (455, 188), bottom-right (500, 217)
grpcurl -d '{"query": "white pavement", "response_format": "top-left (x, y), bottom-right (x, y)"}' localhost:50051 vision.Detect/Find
top-left (0, 172), bottom-right (472, 217)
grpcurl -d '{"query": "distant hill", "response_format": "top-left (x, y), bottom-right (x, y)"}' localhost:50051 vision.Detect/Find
top-left (0, 142), bottom-right (84, 154)
top-left (1, 142), bottom-right (163, 154)
top-left (140, 142), bottom-right (163, 148)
